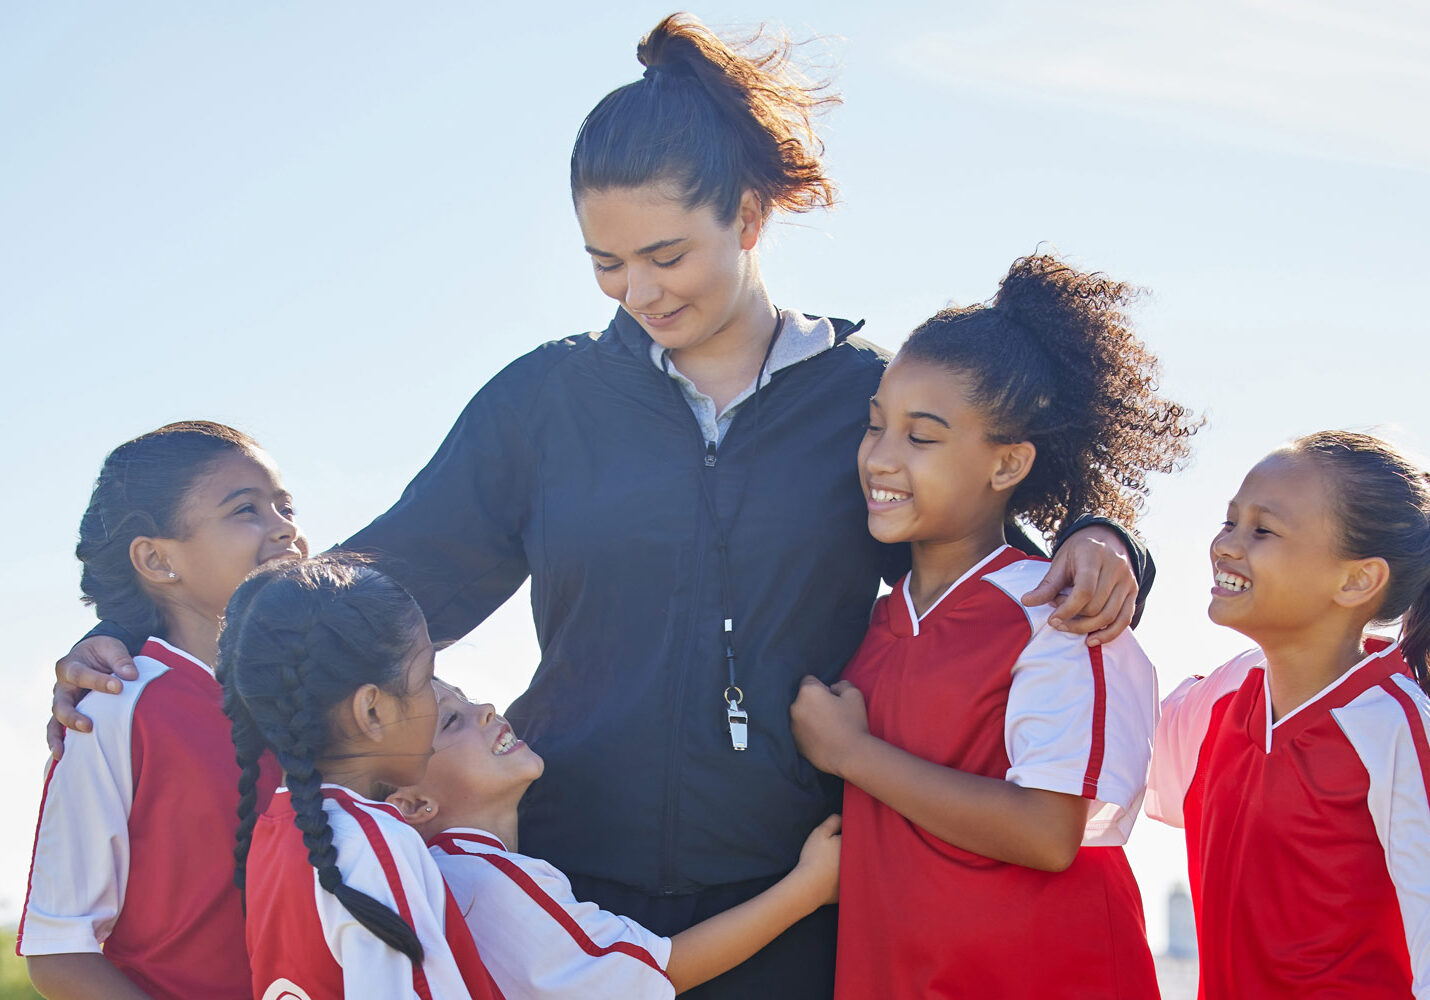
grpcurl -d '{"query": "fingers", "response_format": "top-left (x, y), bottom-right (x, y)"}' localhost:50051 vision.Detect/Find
top-left (798, 674), bottom-right (829, 691)
top-left (829, 680), bottom-right (854, 695)
top-left (1019, 570), bottom-right (1068, 609)
top-left (1084, 593), bottom-right (1137, 647)
top-left (46, 717), bottom-right (67, 760)
top-left (57, 659), bottom-right (125, 695)
top-left (52, 682), bottom-right (95, 734)
top-left (1050, 573), bottom-right (1119, 634)
top-left (818, 812), bottom-right (843, 835)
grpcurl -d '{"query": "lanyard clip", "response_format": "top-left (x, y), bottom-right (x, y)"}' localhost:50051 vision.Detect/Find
top-left (724, 686), bottom-right (748, 751)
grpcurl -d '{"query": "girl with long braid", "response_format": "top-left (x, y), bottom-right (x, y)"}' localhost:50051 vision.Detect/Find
top-left (221, 555), bottom-right (498, 1000)
top-left (19, 421), bottom-right (306, 1000)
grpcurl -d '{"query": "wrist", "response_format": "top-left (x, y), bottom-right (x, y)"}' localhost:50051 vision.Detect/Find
top-left (828, 730), bottom-right (873, 782)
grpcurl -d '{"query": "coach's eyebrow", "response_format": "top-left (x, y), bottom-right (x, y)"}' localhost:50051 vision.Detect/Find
top-left (584, 237), bottom-right (688, 258)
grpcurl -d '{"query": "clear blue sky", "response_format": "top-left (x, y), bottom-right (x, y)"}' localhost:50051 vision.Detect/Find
top-left (2, 1), bottom-right (1426, 950)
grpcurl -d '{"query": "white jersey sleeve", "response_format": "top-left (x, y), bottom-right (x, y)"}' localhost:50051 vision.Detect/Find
top-left (1144, 648), bottom-right (1264, 828)
top-left (317, 799), bottom-right (475, 999)
top-left (1330, 671), bottom-right (1430, 999)
top-left (986, 561), bottom-right (1160, 845)
top-left (432, 830), bottom-right (673, 1000)
top-left (17, 660), bottom-right (163, 956)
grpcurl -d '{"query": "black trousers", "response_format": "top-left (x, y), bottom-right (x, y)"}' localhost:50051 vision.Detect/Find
top-left (565, 870), bottom-right (837, 999)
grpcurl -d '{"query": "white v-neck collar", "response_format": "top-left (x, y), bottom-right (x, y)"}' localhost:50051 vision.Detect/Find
top-left (901, 545), bottom-right (1011, 637)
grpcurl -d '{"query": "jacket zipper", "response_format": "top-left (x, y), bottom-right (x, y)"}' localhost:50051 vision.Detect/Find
top-left (659, 417), bottom-right (720, 894)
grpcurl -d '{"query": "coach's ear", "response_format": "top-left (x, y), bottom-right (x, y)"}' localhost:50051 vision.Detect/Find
top-left (387, 789), bottom-right (438, 829)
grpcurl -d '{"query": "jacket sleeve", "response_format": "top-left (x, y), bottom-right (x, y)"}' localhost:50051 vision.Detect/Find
top-left (340, 360), bottom-right (540, 644)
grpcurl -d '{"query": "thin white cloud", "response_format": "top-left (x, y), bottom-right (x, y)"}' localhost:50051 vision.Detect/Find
top-left (899, 0), bottom-right (1430, 171)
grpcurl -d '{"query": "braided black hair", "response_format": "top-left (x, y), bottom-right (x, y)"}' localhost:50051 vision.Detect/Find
top-left (76, 421), bottom-right (261, 639)
top-left (220, 555), bottom-right (430, 966)
top-left (899, 253), bottom-right (1201, 536)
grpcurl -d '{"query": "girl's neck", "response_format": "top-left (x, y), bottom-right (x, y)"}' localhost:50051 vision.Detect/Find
top-left (312, 757), bottom-right (389, 803)
top-left (1258, 618), bottom-right (1369, 723)
top-left (908, 520), bottom-right (1009, 619)
top-left (161, 606), bottom-right (220, 668)
top-left (439, 797), bottom-right (522, 852)
top-left (669, 286), bottom-right (778, 413)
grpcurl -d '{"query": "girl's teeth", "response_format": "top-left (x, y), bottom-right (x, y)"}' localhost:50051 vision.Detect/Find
top-left (1215, 571), bottom-right (1251, 592)
top-left (871, 489), bottom-right (908, 503)
top-left (493, 731), bottom-right (516, 755)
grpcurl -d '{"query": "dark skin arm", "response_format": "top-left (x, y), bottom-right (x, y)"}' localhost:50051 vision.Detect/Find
top-left (790, 678), bottom-right (1086, 872)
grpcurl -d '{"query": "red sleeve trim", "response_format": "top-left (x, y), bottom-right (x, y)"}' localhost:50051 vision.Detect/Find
top-left (1080, 644), bottom-right (1108, 799)
top-left (1379, 679), bottom-right (1430, 806)
top-left (333, 794), bottom-right (434, 1000)
top-left (472, 852), bottom-right (670, 982)
top-left (16, 757), bottom-right (61, 953)
top-left (432, 830), bottom-right (507, 854)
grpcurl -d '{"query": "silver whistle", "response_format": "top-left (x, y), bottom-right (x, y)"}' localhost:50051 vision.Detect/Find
top-left (727, 698), bottom-right (749, 751)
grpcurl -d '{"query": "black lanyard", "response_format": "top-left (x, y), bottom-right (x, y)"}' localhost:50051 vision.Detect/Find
top-left (664, 313), bottom-right (784, 750)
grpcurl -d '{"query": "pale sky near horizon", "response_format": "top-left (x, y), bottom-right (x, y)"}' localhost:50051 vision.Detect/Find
top-left (2, 0), bottom-right (1427, 954)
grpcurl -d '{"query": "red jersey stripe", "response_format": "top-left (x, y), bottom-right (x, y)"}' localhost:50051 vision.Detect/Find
top-left (1379, 678), bottom-right (1430, 807)
top-left (332, 793), bottom-right (434, 1000)
top-left (1081, 644), bottom-right (1108, 799)
top-left (432, 830), bottom-right (507, 854)
top-left (472, 852), bottom-right (670, 980)
top-left (16, 757), bottom-right (61, 954)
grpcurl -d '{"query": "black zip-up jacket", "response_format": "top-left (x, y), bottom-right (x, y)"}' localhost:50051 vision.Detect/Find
top-left (346, 309), bottom-right (893, 894)
top-left (88, 307), bottom-right (1149, 895)
top-left (341, 308), bottom-right (1149, 894)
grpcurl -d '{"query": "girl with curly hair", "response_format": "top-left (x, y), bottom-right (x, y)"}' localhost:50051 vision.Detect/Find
top-left (791, 254), bottom-right (1199, 999)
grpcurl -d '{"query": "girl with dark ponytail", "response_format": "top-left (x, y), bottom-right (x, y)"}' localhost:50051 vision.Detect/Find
top-left (1148, 431), bottom-right (1430, 998)
top-left (21, 421), bottom-right (306, 1000)
top-left (222, 555), bottom-right (497, 1000)
top-left (791, 253), bottom-right (1198, 998)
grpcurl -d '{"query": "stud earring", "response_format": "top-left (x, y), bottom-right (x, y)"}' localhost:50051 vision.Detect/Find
top-left (168, 572), bottom-right (177, 580)
top-left (424, 806), bottom-right (433, 813)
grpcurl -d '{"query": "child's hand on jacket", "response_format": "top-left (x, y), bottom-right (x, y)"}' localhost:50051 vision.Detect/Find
top-left (790, 676), bottom-right (869, 778)
top-left (791, 813), bottom-right (842, 908)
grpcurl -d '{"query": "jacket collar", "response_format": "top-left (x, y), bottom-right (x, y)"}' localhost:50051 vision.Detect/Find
top-left (605, 306), bottom-right (865, 365)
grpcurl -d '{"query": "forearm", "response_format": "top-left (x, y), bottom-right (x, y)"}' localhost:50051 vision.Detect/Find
top-left (836, 734), bottom-right (1085, 871)
top-left (666, 870), bottom-right (823, 993)
top-left (27, 953), bottom-right (154, 1000)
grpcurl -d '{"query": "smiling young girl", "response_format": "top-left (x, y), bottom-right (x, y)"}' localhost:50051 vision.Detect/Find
top-left (1146, 432), bottom-right (1430, 998)
top-left (386, 680), bottom-right (840, 999)
top-left (223, 560), bottom-right (503, 995)
top-left (791, 255), bottom-right (1199, 999)
top-left (19, 421), bottom-right (306, 999)
top-left (222, 557), bottom-right (499, 999)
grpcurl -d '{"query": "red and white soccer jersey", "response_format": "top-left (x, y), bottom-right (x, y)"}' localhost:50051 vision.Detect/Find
top-left (429, 828), bottom-right (674, 1000)
top-left (18, 636), bottom-right (271, 999)
top-left (246, 785), bottom-right (500, 1000)
top-left (1146, 638), bottom-right (1430, 999)
top-left (835, 546), bottom-right (1161, 1000)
